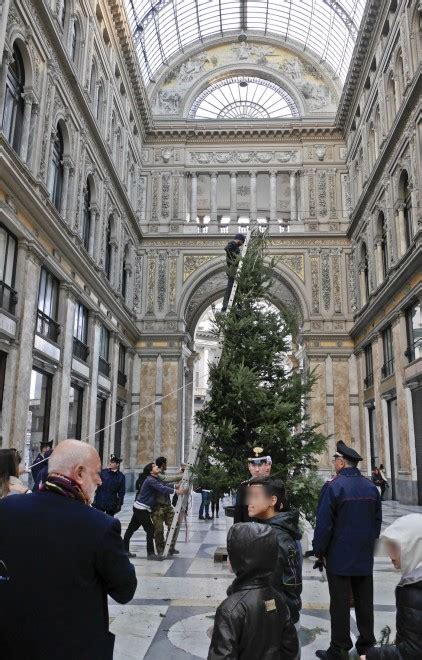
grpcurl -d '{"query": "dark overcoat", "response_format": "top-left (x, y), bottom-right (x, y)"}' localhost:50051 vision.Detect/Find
top-left (312, 466), bottom-right (382, 575)
top-left (94, 468), bottom-right (126, 513)
top-left (0, 491), bottom-right (137, 660)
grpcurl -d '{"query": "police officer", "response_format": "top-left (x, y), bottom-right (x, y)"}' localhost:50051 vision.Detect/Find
top-left (31, 440), bottom-right (53, 487)
top-left (313, 440), bottom-right (382, 660)
top-left (233, 448), bottom-right (272, 523)
top-left (93, 455), bottom-right (126, 516)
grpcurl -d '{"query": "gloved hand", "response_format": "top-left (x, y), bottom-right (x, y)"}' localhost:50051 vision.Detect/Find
top-left (313, 558), bottom-right (325, 572)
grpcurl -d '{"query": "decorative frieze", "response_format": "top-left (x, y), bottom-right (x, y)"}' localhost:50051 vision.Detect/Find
top-left (328, 170), bottom-right (337, 218)
top-left (277, 255), bottom-right (305, 282)
top-left (137, 176), bottom-right (147, 223)
top-left (151, 175), bottom-right (160, 222)
top-left (183, 255), bottom-right (217, 281)
top-left (157, 252), bottom-right (167, 311)
top-left (347, 250), bottom-right (358, 313)
top-left (332, 251), bottom-right (342, 313)
top-left (161, 173), bottom-right (171, 219)
top-left (146, 256), bottom-right (156, 313)
top-left (188, 151), bottom-right (299, 165)
top-left (133, 255), bottom-right (143, 314)
top-left (310, 251), bottom-right (320, 314)
top-left (172, 174), bottom-right (180, 220)
top-left (168, 256), bottom-right (178, 311)
top-left (321, 250), bottom-right (331, 310)
top-left (317, 170), bottom-right (327, 216)
top-left (341, 173), bottom-right (351, 218)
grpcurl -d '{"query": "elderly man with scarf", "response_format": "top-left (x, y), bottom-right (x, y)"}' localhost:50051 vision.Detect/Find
top-left (0, 439), bottom-right (136, 660)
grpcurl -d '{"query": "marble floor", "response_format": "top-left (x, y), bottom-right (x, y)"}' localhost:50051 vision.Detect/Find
top-left (111, 495), bottom-right (422, 659)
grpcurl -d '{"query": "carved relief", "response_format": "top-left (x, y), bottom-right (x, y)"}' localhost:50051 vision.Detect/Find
top-left (147, 256), bottom-right (156, 313)
top-left (172, 175), bottom-right (180, 219)
top-left (341, 173), bottom-right (351, 218)
top-left (310, 252), bottom-right (320, 314)
top-left (137, 176), bottom-right (147, 222)
top-left (183, 255), bottom-right (217, 282)
top-left (317, 170), bottom-right (327, 216)
top-left (168, 256), bottom-right (177, 311)
top-left (133, 255), bottom-right (143, 314)
top-left (309, 172), bottom-right (316, 217)
top-left (157, 252), bottom-right (167, 311)
top-left (161, 173), bottom-right (171, 219)
top-left (188, 151), bottom-right (298, 165)
top-left (347, 251), bottom-right (358, 313)
top-left (321, 250), bottom-right (331, 310)
top-left (328, 170), bottom-right (337, 218)
top-left (332, 251), bottom-right (342, 313)
top-left (151, 175), bottom-right (159, 222)
top-left (277, 255), bottom-right (305, 282)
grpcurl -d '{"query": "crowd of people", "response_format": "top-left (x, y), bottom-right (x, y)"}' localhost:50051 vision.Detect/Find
top-left (0, 438), bottom-right (422, 659)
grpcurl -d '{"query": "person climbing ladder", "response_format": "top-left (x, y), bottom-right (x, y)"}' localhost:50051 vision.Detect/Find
top-left (221, 233), bottom-right (245, 312)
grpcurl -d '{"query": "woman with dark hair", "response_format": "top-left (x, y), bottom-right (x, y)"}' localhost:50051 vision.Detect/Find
top-left (0, 449), bottom-right (30, 498)
top-left (123, 463), bottom-right (183, 560)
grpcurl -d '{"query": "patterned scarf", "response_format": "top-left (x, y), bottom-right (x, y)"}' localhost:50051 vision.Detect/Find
top-left (41, 473), bottom-right (87, 504)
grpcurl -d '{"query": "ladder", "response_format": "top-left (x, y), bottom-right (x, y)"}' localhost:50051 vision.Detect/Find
top-left (162, 230), bottom-right (252, 558)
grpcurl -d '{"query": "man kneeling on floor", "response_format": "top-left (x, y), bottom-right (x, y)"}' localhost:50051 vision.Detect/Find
top-left (208, 522), bottom-right (299, 659)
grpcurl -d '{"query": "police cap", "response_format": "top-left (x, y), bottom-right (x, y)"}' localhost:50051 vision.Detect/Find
top-left (333, 440), bottom-right (363, 462)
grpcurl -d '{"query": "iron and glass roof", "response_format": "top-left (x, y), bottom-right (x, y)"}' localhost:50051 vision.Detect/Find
top-left (125, 0), bottom-right (366, 84)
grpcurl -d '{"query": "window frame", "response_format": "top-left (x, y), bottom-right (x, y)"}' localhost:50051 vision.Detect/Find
top-left (381, 325), bottom-right (394, 378)
top-left (364, 344), bottom-right (374, 389)
top-left (36, 268), bottom-right (60, 342)
top-left (73, 302), bottom-right (90, 362)
top-left (0, 223), bottom-right (18, 314)
top-left (2, 44), bottom-right (25, 153)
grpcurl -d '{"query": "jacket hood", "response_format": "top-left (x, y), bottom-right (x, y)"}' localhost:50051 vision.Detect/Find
top-left (267, 510), bottom-right (302, 541)
top-left (381, 514), bottom-right (422, 577)
top-left (227, 522), bottom-right (278, 583)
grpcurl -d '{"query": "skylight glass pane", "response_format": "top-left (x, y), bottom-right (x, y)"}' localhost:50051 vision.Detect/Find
top-left (124, 0), bottom-right (367, 84)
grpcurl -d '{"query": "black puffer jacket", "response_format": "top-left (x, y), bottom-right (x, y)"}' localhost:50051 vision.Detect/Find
top-left (208, 523), bottom-right (299, 660)
top-left (267, 510), bottom-right (303, 623)
top-left (367, 570), bottom-right (422, 659)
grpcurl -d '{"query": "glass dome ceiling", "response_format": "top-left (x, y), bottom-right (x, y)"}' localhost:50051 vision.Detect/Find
top-left (125, 0), bottom-right (366, 84)
top-left (188, 76), bottom-right (300, 119)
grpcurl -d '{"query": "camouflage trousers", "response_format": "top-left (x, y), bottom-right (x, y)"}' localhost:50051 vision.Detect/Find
top-left (151, 503), bottom-right (175, 554)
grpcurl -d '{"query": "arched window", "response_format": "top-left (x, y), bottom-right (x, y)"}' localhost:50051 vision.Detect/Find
top-left (104, 218), bottom-right (112, 280)
top-left (96, 83), bottom-right (103, 123)
top-left (60, 0), bottom-right (67, 28)
top-left (2, 43), bottom-right (25, 153)
top-left (70, 19), bottom-right (78, 63)
top-left (82, 179), bottom-right (91, 251)
top-left (395, 49), bottom-right (405, 99)
top-left (399, 170), bottom-right (413, 249)
top-left (48, 124), bottom-right (64, 211)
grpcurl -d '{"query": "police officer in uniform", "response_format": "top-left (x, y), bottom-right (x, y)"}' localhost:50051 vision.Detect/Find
top-left (233, 448), bottom-right (272, 523)
top-left (93, 455), bottom-right (126, 516)
top-left (313, 440), bottom-right (382, 660)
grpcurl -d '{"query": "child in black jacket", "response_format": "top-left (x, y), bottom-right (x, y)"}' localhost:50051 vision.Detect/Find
top-left (208, 522), bottom-right (299, 660)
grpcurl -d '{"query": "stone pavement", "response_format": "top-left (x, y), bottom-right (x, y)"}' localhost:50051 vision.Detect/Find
top-left (111, 495), bottom-right (422, 659)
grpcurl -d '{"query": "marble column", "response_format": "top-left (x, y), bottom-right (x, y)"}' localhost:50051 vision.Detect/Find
top-left (375, 239), bottom-right (384, 286)
top-left (56, 284), bottom-right (77, 442)
top-left (290, 170), bottom-right (298, 221)
top-left (397, 204), bottom-right (407, 256)
top-left (86, 314), bottom-right (101, 444)
top-left (270, 170), bottom-right (277, 222)
top-left (190, 172), bottom-right (197, 223)
top-left (60, 158), bottom-right (72, 218)
top-left (26, 103), bottom-right (39, 172)
top-left (210, 172), bottom-right (218, 223)
top-left (20, 92), bottom-right (35, 163)
top-left (250, 171), bottom-right (257, 221)
top-left (230, 171), bottom-right (237, 222)
top-left (88, 206), bottom-right (97, 258)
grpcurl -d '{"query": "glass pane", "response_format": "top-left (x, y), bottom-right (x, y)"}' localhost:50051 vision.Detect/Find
top-left (28, 369), bottom-right (52, 457)
top-left (4, 234), bottom-right (16, 286)
top-left (67, 385), bottom-right (83, 439)
top-left (0, 228), bottom-right (7, 282)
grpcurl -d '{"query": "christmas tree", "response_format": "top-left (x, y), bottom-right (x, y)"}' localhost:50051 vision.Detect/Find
top-left (195, 231), bottom-right (327, 523)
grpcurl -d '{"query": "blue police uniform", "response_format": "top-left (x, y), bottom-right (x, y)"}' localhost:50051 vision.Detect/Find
top-left (313, 442), bottom-right (382, 660)
top-left (94, 468), bottom-right (126, 516)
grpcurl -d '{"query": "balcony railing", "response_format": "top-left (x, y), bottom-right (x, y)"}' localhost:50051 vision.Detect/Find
top-left (381, 359), bottom-right (395, 379)
top-left (405, 337), bottom-right (422, 363)
top-left (0, 281), bottom-right (17, 315)
top-left (36, 310), bottom-right (60, 343)
top-left (117, 370), bottom-right (127, 387)
top-left (98, 356), bottom-right (111, 378)
top-left (73, 337), bottom-right (90, 363)
top-left (364, 372), bottom-right (374, 389)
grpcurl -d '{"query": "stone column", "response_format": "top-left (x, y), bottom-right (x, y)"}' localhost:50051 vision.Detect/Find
top-left (56, 284), bottom-right (77, 442)
top-left (9, 242), bottom-right (45, 449)
top-left (88, 206), bottom-right (97, 258)
top-left (60, 158), bottom-right (72, 218)
top-left (46, 128), bottom-right (58, 195)
top-left (250, 171), bottom-right (257, 222)
top-left (375, 239), bottom-right (384, 286)
top-left (190, 172), bottom-right (197, 222)
top-left (270, 170), bottom-right (277, 222)
top-left (20, 92), bottom-right (35, 163)
top-left (210, 172), bottom-right (218, 223)
top-left (107, 333), bottom-right (120, 458)
top-left (0, 2), bottom-right (11, 65)
top-left (230, 171), bottom-right (237, 222)
top-left (27, 102), bottom-right (39, 172)
top-left (86, 314), bottom-right (101, 445)
top-left (290, 170), bottom-right (297, 221)
top-left (396, 204), bottom-right (407, 257)
top-left (0, 48), bottom-right (12, 120)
